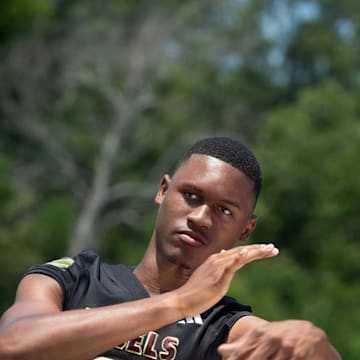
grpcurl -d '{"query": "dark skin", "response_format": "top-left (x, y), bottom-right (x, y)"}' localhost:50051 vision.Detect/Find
top-left (0, 154), bottom-right (341, 359)
top-left (135, 154), bottom-right (258, 293)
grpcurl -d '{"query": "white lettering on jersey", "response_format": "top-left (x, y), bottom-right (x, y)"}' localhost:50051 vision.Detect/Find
top-left (177, 314), bottom-right (203, 325)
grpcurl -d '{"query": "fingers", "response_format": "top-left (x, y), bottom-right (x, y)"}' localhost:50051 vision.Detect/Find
top-left (218, 336), bottom-right (290, 360)
top-left (219, 244), bottom-right (279, 270)
top-left (221, 243), bottom-right (279, 257)
top-left (242, 243), bottom-right (279, 263)
top-left (206, 244), bottom-right (278, 290)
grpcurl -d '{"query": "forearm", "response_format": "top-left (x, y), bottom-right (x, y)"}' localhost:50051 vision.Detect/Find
top-left (0, 293), bottom-right (184, 360)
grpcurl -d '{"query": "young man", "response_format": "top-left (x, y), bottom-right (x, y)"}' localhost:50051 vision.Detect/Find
top-left (0, 137), bottom-right (341, 359)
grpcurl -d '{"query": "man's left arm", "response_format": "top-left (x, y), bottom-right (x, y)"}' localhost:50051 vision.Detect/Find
top-left (218, 315), bottom-right (342, 359)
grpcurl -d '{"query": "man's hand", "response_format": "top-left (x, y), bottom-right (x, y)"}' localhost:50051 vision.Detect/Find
top-left (218, 319), bottom-right (342, 359)
top-left (175, 244), bottom-right (278, 319)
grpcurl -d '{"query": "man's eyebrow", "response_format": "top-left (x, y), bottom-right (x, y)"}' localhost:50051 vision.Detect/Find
top-left (221, 198), bottom-right (242, 209)
top-left (182, 183), bottom-right (242, 209)
top-left (182, 183), bottom-right (203, 194)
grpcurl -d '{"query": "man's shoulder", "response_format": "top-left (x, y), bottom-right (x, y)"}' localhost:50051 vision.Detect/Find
top-left (47, 250), bottom-right (127, 272)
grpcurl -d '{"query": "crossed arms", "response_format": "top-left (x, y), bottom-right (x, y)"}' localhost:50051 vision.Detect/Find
top-left (0, 244), bottom-right (341, 360)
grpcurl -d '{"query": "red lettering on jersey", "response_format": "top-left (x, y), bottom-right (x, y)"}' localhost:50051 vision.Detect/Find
top-left (143, 331), bottom-right (158, 359)
top-left (127, 335), bottom-right (145, 355)
top-left (159, 336), bottom-right (179, 360)
top-left (114, 332), bottom-right (180, 359)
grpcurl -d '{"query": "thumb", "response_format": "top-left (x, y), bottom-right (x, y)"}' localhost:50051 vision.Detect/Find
top-left (217, 343), bottom-right (235, 358)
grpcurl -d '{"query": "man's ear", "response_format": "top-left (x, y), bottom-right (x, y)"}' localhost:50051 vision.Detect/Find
top-left (238, 215), bottom-right (257, 244)
top-left (155, 174), bottom-right (171, 205)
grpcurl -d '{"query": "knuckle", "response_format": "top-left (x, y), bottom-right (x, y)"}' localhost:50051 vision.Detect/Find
top-left (207, 253), bottom-right (222, 266)
top-left (314, 327), bottom-right (327, 345)
top-left (281, 344), bottom-right (295, 356)
top-left (208, 252), bottom-right (219, 261)
top-left (256, 328), bottom-right (282, 346)
top-left (303, 320), bottom-right (327, 340)
top-left (269, 334), bottom-right (282, 346)
top-left (293, 349), bottom-right (309, 359)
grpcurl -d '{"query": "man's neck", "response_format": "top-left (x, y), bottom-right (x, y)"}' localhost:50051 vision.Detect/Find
top-left (134, 239), bottom-right (192, 296)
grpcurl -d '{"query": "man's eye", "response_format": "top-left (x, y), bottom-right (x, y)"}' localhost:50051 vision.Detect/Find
top-left (184, 192), bottom-right (198, 200)
top-left (219, 206), bottom-right (232, 216)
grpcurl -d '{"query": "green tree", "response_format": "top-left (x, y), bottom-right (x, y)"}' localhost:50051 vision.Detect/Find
top-left (0, 0), bottom-right (281, 312)
top-left (240, 81), bottom-right (360, 358)
top-left (1, 2), bottom-right (360, 358)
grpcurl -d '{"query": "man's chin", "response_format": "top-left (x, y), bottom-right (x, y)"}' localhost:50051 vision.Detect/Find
top-left (159, 243), bottom-right (203, 270)
top-left (166, 254), bottom-right (192, 270)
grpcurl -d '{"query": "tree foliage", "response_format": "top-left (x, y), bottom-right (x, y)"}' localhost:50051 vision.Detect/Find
top-left (231, 81), bottom-right (360, 358)
top-left (0, 0), bottom-right (359, 358)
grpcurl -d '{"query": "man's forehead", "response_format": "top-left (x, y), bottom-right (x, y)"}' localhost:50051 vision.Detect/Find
top-left (172, 154), bottom-right (251, 188)
top-left (172, 154), bottom-right (256, 211)
top-left (175, 153), bottom-right (242, 176)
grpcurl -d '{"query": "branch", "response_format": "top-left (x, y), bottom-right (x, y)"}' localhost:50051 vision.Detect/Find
top-left (0, 36), bottom-right (82, 193)
top-left (68, 8), bottom-right (181, 254)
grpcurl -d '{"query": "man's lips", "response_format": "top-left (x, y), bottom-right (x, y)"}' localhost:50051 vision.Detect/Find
top-left (177, 230), bottom-right (206, 247)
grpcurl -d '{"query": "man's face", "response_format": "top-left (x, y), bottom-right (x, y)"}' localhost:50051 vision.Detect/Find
top-left (153, 154), bottom-right (257, 271)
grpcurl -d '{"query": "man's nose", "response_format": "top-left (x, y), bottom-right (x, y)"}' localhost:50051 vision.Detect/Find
top-left (187, 204), bottom-right (212, 228)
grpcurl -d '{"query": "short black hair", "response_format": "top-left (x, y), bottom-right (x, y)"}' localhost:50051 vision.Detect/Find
top-left (178, 137), bottom-right (262, 200)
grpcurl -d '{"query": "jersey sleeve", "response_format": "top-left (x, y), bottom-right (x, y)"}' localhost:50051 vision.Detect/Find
top-left (216, 296), bottom-right (253, 328)
top-left (200, 296), bottom-right (253, 359)
top-left (25, 250), bottom-right (100, 309)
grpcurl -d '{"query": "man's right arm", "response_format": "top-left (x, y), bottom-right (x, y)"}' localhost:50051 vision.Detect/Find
top-left (0, 274), bottom-right (187, 360)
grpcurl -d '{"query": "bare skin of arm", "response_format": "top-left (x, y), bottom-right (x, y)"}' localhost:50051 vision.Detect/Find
top-left (218, 315), bottom-right (342, 359)
top-left (0, 244), bottom-right (277, 360)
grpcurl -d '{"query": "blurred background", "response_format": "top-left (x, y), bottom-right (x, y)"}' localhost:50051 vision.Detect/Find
top-left (1, 0), bottom-right (359, 357)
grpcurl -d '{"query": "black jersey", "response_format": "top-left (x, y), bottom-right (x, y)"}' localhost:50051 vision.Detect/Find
top-left (26, 250), bottom-right (252, 360)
